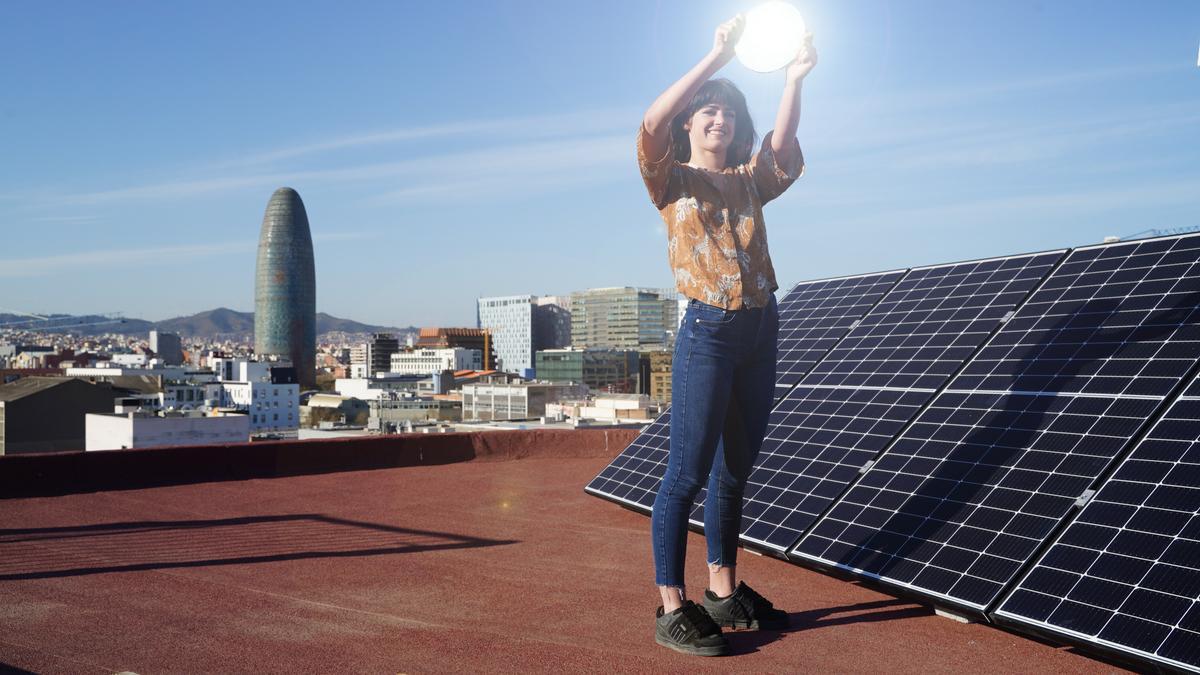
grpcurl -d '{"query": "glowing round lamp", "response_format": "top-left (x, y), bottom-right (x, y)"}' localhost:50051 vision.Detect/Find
top-left (735, 1), bottom-right (807, 73)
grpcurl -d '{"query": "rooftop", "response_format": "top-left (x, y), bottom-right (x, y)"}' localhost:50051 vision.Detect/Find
top-left (0, 376), bottom-right (96, 402)
top-left (0, 431), bottom-right (1125, 673)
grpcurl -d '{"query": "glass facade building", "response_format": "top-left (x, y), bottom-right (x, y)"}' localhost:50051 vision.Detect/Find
top-left (569, 287), bottom-right (677, 350)
top-left (254, 187), bottom-right (316, 389)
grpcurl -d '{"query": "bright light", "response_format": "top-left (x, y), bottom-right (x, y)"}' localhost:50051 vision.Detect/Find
top-left (736, 1), bottom-right (807, 73)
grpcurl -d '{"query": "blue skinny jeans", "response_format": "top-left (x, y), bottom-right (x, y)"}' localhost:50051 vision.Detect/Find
top-left (652, 295), bottom-right (779, 588)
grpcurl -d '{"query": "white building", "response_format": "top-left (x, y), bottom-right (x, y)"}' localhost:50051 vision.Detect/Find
top-left (335, 375), bottom-right (427, 401)
top-left (86, 412), bottom-right (250, 450)
top-left (66, 364), bottom-right (213, 382)
top-left (209, 357), bottom-right (299, 437)
top-left (461, 381), bottom-right (588, 421)
top-left (390, 347), bottom-right (481, 375)
top-left (217, 381), bottom-right (298, 435)
top-left (110, 353), bottom-right (151, 367)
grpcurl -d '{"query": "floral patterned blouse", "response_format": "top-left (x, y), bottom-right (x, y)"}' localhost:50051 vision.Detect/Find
top-left (637, 125), bottom-right (803, 309)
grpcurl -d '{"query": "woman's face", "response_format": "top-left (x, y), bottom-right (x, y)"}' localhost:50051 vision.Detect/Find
top-left (685, 102), bottom-right (737, 158)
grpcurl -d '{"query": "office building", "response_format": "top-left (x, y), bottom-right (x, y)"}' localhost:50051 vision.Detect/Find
top-left (535, 348), bottom-right (640, 393)
top-left (366, 333), bottom-right (400, 378)
top-left (460, 381), bottom-right (587, 422)
top-left (149, 330), bottom-right (184, 365)
top-left (569, 287), bottom-right (677, 350)
top-left (254, 187), bottom-right (316, 389)
top-left (390, 348), bottom-right (482, 375)
top-left (415, 328), bottom-right (499, 370)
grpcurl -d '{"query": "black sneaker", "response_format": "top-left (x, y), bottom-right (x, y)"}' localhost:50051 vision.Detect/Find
top-left (654, 600), bottom-right (730, 656)
top-left (703, 581), bottom-right (789, 630)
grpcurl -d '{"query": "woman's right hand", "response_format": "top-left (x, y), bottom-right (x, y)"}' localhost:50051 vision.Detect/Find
top-left (711, 14), bottom-right (745, 64)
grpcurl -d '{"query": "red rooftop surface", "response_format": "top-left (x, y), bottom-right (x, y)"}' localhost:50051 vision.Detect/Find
top-left (0, 431), bottom-right (1127, 673)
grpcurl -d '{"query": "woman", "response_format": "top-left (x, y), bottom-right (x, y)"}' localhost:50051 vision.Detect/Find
top-left (638, 14), bottom-right (816, 656)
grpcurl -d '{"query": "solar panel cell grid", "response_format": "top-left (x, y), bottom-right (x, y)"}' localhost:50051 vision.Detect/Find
top-left (794, 392), bottom-right (1162, 608)
top-left (997, 391), bottom-right (1200, 672)
top-left (583, 410), bottom-right (670, 511)
top-left (801, 254), bottom-right (1062, 391)
top-left (725, 386), bottom-right (934, 550)
top-left (952, 238), bottom-right (1200, 397)
top-left (725, 252), bottom-right (1066, 552)
top-left (793, 236), bottom-right (1200, 613)
top-left (775, 272), bottom-right (905, 388)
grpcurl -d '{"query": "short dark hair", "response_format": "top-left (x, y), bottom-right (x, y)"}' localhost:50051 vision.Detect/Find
top-left (670, 78), bottom-right (756, 168)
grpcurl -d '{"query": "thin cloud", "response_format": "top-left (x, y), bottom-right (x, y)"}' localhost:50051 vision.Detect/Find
top-left (0, 241), bottom-right (257, 278)
top-left (63, 133), bottom-right (630, 205)
top-left (214, 107), bottom-right (640, 168)
top-left (812, 178), bottom-right (1200, 232)
top-left (29, 215), bottom-right (100, 224)
top-left (871, 62), bottom-right (1182, 113)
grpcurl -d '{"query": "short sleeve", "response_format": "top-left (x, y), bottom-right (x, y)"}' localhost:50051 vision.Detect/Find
top-left (747, 131), bottom-right (804, 205)
top-left (637, 124), bottom-right (679, 209)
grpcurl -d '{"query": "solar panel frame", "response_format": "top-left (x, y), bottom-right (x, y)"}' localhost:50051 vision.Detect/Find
top-left (993, 373), bottom-right (1200, 673)
top-left (790, 234), bottom-right (1200, 615)
top-left (585, 270), bottom-right (905, 513)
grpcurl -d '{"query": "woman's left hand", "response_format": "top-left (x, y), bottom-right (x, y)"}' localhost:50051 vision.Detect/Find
top-left (786, 33), bottom-right (817, 83)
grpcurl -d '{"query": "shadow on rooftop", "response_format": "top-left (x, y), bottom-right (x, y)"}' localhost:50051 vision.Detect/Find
top-left (0, 514), bottom-right (517, 581)
top-left (727, 598), bottom-right (932, 655)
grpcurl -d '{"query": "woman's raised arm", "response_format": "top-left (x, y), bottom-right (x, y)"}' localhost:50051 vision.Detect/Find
top-left (641, 15), bottom-right (744, 158)
top-left (770, 33), bottom-right (817, 167)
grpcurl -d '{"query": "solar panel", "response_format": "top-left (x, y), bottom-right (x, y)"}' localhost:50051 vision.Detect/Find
top-left (583, 409), bottom-right (670, 511)
top-left (775, 272), bottom-right (905, 390)
top-left (585, 271), bottom-right (903, 512)
top-left (727, 252), bottom-right (1065, 552)
top-left (792, 235), bottom-right (1200, 612)
top-left (995, 374), bottom-right (1200, 672)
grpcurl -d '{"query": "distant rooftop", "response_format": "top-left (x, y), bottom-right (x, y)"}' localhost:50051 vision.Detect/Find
top-left (0, 432), bottom-right (1124, 673)
top-left (0, 376), bottom-right (94, 402)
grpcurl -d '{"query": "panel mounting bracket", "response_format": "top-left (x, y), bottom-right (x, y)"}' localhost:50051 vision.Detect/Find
top-left (999, 310), bottom-right (1016, 324)
top-left (934, 607), bottom-right (975, 624)
top-left (1074, 489), bottom-right (1097, 508)
top-left (859, 459), bottom-right (875, 474)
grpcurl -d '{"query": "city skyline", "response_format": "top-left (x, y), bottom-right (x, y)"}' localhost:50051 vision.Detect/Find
top-left (2, 1), bottom-right (1198, 328)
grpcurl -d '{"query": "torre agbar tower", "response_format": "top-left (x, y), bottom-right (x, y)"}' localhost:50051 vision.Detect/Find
top-left (254, 187), bottom-right (316, 389)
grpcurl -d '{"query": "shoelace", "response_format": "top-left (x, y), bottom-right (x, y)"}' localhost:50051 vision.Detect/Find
top-left (680, 603), bottom-right (721, 636)
top-left (737, 583), bottom-right (775, 613)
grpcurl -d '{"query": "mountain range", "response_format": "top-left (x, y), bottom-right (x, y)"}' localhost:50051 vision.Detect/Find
top-left (0, 309), bottom-right (410, 339)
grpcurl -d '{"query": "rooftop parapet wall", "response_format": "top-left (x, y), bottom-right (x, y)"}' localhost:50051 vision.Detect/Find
top-left (0, 428), bottom-right (639, 499)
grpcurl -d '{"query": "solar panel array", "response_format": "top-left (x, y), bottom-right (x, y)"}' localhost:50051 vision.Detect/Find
top-left (995, 373), bottom-right (1200, 672)
top-left (793, 236), bottom-right (1200, 614)
top-left (585, 233), bottom-right (1200, 672)
top-left (735, 253), bottom-right (1064, 551)
top-left (585, 271), bottom-right (903, 512)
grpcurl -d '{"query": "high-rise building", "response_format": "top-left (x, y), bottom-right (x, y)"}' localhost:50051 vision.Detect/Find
top-left (477, 295), bottom-right (576, 378)
top-left (254, 187), bottom-right (316, 389)
top-left (534, 296), bottom-right (572, 351)
top-left (569, 287), bottom-right (677, 350)
top-left (366, 333), bottom-right (399, 378)
top-left (477, 295), bottom-right (535, 377)
top-left (149, 330), bottom-right (183, 365)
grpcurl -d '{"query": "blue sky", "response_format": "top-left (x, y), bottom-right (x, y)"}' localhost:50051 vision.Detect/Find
top-left (2, 0), bottom-right (1198, 327)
